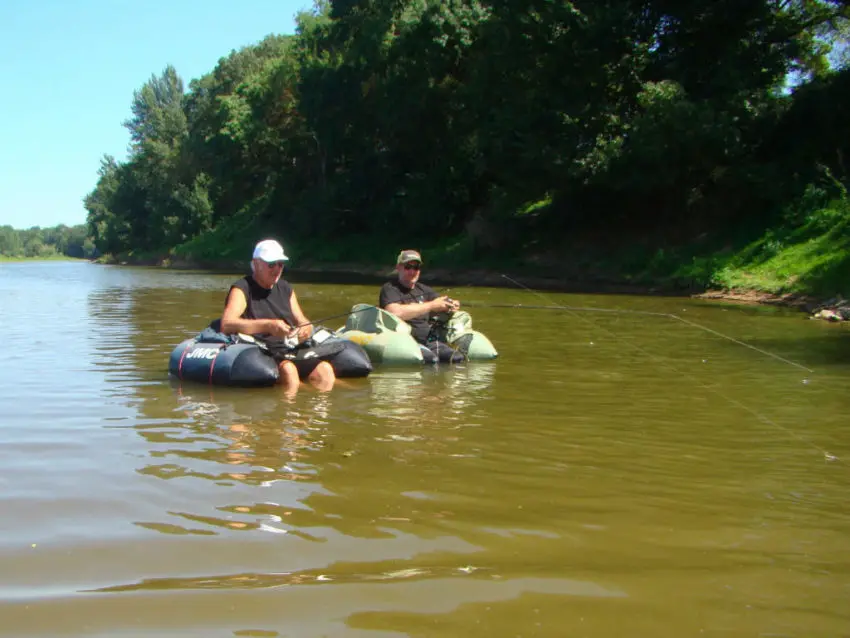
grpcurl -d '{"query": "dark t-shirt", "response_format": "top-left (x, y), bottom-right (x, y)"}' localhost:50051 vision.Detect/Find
top-left (229, 275), bottom-right (295, 348)
top-left (379, 278), bottom-right (439, 343)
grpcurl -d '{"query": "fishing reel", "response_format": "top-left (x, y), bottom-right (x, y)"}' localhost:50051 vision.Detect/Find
top-left (432, 298), bottom-right (458, 323)
top-left (284, 325), bottom-right (333, 350)
top-left (430, 311), bottom-right (454, 325)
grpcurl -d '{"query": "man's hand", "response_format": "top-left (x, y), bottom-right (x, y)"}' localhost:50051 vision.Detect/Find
top-left (266, 318), bottom-right (295, 338)
top-left (432, 296), bottom-right (460, 313)
top-left (268, 318), bottom-right (312, 345)
top-left (296, 323), bottom-right (313, 343)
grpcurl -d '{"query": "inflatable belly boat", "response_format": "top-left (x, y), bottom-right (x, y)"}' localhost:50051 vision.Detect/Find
top-left (336, 304), bottom-right (498, 365)
top-left (169, 324), bottom-right (372, 387)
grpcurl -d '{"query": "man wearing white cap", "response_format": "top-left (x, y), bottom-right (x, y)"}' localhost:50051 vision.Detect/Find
top-left (220, 239), bottom-right (335, 392)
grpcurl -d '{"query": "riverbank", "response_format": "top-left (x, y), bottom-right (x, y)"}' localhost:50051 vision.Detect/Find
top-left (94, 250), bottom-right (850, 323)
top-left (94, 192), bottom-right (849, 323)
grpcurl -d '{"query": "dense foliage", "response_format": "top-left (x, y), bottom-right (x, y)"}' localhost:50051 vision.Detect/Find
top-left (83, 0), bottom-right (850, 291)
top-left (0, 224), bottom-right (96, 259)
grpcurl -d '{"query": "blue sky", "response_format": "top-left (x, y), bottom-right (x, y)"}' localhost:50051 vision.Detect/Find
top-left (0, 0), bottom-right (307, 230)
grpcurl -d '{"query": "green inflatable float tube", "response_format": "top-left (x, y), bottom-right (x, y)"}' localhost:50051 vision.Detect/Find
top-left (336, 304), bottom-right (498, 366)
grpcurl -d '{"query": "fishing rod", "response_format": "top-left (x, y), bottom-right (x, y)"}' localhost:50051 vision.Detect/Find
top-left (462, 301), bottom-right (671, 317)
top-left (409, 288), bottom-right (669, 318)
top-left (293, 304), bottom-right (379, 330)
top-left (234, 305), bottom-right (378, 350)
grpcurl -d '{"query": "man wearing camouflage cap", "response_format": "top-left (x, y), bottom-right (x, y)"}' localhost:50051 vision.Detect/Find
top-left (379, 249), bottom-right (460, 347)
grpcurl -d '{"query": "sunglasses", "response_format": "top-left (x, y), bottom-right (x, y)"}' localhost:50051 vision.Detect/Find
top-left (265, 261), bottom-right (286, 268)
top-left (403, 262), bottom-right (421, 271)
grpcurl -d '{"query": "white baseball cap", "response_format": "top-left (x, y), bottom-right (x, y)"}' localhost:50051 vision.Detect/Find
top-left (252, 239), bottom-right (289, 262)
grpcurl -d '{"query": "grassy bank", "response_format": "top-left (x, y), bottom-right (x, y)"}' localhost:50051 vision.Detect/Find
top-left (100, 193), bottom-right (849, 309)
top-left (635, 195), bottom-right (850, 302)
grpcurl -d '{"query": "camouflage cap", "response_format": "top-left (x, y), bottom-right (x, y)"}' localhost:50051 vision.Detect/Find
top-left (396, 249), bottom-right (422, 265)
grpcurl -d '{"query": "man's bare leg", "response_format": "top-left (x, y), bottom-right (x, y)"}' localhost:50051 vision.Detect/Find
top-left (307, 361), bottom-right (335, 392)
top-left (277, 360), bottom-right (300, 396)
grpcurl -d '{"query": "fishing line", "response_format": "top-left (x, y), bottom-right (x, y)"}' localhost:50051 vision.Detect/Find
top-left (464, 302), bottom-right (672, 317)
top-left (497, 276), bottom-right (813, 372)
top-left (499, 274), bottom-right (839, 464)
top-left (669, 315), bottom-right (813, 374)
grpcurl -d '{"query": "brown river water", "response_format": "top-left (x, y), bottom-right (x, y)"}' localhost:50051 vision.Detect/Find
top-left (1, 261), bottom-right (848, 637)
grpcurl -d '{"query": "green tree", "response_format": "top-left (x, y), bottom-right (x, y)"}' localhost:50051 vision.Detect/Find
top-left (0, 226), bottom-right (24, 256)
top-left (80, 0), bottom-right (850, 268)
top-left (125, 65), bottom-right (187, 151)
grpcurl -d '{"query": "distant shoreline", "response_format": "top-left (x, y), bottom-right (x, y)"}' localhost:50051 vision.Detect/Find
top-left (0, 256), bottom-right (90, 263)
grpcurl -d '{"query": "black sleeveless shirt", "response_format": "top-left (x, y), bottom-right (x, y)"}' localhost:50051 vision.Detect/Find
top-left (230, 275), bottom-right (295, 346)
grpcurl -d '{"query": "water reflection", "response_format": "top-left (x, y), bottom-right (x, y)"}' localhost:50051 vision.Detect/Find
top-left (85, 278), bottom-right (502, 548)
top-left (368, 364), bottom-right (497, 423)
top-left (129, 363), bottom-right (497, 541)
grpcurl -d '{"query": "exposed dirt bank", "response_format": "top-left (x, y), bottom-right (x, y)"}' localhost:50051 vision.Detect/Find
top-left (693, 289), bottom-right (816, 309)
